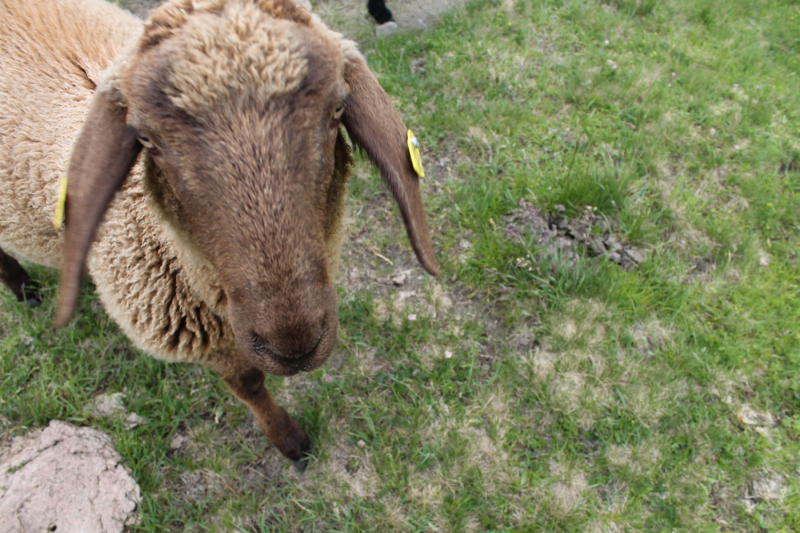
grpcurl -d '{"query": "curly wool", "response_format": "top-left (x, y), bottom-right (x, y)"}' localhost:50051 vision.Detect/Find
top-left (0, 0), bottom-right (140, 267)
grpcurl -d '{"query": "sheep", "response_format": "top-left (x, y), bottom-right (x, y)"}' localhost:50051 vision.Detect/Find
top-left (0, 0), bottom-right (438, 467)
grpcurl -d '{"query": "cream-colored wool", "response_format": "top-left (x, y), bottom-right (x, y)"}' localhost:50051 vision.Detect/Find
top-left (0, 0), bottom-right (356, 375)
top-left (0, 0), bottom-right (140, 268)
top-left (166, 4), bottom-right (309, 117)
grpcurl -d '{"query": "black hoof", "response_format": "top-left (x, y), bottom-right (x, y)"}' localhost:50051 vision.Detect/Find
top-left (368, 0), bottom-right (393, 24)
top-left (290, 456), bottom-right (309, 472)
top-left (22, 282), bottom-right (42, 308)
top-left (288, 442), bottom-right (313, 473)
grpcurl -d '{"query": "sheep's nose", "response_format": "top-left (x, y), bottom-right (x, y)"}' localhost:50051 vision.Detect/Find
top-left (250, 327), bottom-right (324, 369)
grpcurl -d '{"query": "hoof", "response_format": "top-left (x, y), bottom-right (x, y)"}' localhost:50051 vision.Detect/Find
top-left (290, 455), bottom-right (309, 472)
top-left (368, 0), bottom-right (393, 24)
top-left (373, 9), bottom-right (393, 25)
top-left (21, 282), bottom-right (42, 308)
top-left (289, 442), bottom-right (313, 473)
top-left (284, 435), bottom-right (313, 473)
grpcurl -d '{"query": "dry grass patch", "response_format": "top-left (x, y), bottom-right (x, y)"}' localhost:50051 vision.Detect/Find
top-left (542, 452), bottom-right (591, 518)
top-left (522, 299), bottom-right (619, 429)
top-left (605, 436), bottom-right (663, 479)
top-left (584, 481), bottom-right (638, 532)
top-left (314, 436), bottom-right (379, 501)
top-left (628, 315), bottom-right (673, 354)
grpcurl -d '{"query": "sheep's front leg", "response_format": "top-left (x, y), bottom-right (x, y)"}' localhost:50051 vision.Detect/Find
top-left (223, 367), bottom-right (312, 469)
top-left (0, 245), bottom-right (41, 307)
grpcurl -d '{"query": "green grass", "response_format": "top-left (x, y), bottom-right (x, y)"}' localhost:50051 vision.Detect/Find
top-left (3, 0), bottom-right (800, 530)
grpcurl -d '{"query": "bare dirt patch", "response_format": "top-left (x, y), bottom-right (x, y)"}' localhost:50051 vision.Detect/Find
top-left (0, 421), bottom-right (140, 533)
top-left (504, 199), bottom-right (648, 271)
top-left (117, 0), bottom-right (159, 18)
top-left (314, 0), bottom-right (469, 39)
top-left (120, 0), bottom-right (470, 38)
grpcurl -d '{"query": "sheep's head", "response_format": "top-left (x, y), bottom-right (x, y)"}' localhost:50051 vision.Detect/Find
top-left (55, 0), bottom-right (438, 377)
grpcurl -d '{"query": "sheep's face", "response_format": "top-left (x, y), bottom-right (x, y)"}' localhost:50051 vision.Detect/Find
top-left (120, 6), bottom-right (348, 376)
top-left (57, 0), bottom-right (439, 377)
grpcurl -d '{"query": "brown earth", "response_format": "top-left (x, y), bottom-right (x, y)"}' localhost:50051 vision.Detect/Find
top-left (119, 0), bottom-right (468, 38)
top-left (503, 199), bottom-right (648, 271)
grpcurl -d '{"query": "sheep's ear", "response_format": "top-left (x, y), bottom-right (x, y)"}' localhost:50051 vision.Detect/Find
top-left (342, 56), bottom-right (439, 276)
top-left (55, 91), bottom-right (142, 328)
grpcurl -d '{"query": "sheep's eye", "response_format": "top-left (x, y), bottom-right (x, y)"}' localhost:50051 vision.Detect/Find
top-left (333, 103), bottom-right (345, 120)
top-left (137, 135), bottom-right (155, 149)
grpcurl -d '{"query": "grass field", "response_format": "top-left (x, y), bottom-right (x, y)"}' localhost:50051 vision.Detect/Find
top-left (2, 0), bottom-right (800, 531)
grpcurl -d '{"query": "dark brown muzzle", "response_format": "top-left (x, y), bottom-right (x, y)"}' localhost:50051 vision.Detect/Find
top-left (226, 280), bottom-right (338, 377)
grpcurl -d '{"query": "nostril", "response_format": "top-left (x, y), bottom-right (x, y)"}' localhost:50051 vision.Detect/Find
top-left (251, 333), bottom-right (268, 357)
top-left (306, 329), bottom-right (324, 357)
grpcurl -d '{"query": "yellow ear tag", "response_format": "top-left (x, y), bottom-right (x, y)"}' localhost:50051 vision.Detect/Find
top-left (407, 130), bottom-right (425, 178)
top-left (53, 177), bottom-right (67, 228)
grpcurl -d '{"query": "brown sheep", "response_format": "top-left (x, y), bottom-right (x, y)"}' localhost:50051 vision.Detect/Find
top-left (0, 0), bottom-right (438, 466)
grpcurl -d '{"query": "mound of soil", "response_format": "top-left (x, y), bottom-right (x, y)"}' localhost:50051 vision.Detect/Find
top-left (503, 199), bottom-right (647, 271)
top-left (0, 421), bottom-right (140, 533)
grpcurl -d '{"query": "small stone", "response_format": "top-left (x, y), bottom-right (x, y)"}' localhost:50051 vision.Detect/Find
top-left (445, 351), bottom-right (453, 359)
top-left (723, 395), bottom-right (733, 405)
top-left (626, 248), bottom-right (647, 264)
top-left (754, 426), bottom-right (772, 439)
top-left (555, 236), bottom-right (572, 250)
top-left (357, 439), bottom-right (366, 448)
top-left (83, 392), bottom-right (126, 418)
top-left (375, 21), bottom-right (399, 39)
top-left (123, 413), bottom-right (147, 429)
top-left (758, 249), bottom-right (772, 267)
top-left (751, 476), bottom-right (787, 502)
top-left (169, 434), bottom-right (188, 451)
top-left (410, 58), bottom-right (427, 75)
top-left (588, 237), bottom-right (607, 256)
top-left (392, 274), bottom-right (407, 286)
top-left (737, 404), bottom-right (776, 427)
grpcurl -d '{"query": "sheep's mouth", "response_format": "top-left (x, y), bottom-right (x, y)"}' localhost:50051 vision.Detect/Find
top-left (269, 350), bottom-right (317, 374)
top-left (250, 330), bottom-right (327, 376)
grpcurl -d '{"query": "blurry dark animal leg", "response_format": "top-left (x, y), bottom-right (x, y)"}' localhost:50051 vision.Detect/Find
top-left (0, 246), bottom-right (41, 307)
top-left (368, 0), bottom-right (393, 24)
top-left (223, 367), bottom-right (312, 469)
